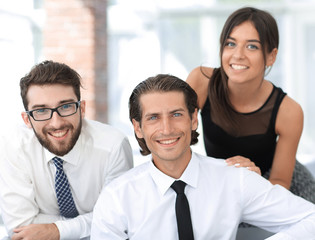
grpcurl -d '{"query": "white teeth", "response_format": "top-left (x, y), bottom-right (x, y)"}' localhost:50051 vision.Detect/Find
top-left (159, 139), bottom-right (177, 145)
top-left (51, 131), bottom-right (67, 138)
top-left (231, 64), bottom-right (247, 70)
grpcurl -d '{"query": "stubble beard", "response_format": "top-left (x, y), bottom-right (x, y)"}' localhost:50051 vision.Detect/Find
top-left (34, 118), bottom-right (82, 156)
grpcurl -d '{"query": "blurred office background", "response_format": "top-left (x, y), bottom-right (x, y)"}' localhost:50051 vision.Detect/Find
top-left (1, 0), bottom-right (315, 237)
top-left (2, 0), bottom-right (315, 164)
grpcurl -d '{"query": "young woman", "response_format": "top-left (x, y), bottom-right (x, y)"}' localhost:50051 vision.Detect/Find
top-left (186, 7), bottom-right (315, 202)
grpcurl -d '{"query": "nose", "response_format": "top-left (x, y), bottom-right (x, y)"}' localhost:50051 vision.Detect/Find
top-left (49, 111), bottom-right (65, 128)
top-left (160, 117), bottom-right (173, 135)
top-left (233, 46), bottom-right (245, 59)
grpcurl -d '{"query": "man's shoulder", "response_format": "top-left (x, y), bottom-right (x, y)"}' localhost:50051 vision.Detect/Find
top-left (193, 152), bottom-right (245, 177)
top-left (83, 119), bottom-right (126, 135)
top-left (193, 152), bottom-right (227, 167)
top-left (0, 123), bottom-right (36, 147)
top-left (104, 161), bottom-right (151, 192)
top-left (82, 119), bottom-right (128, 143)
top-left (0, 124), bottom-right (40, 167)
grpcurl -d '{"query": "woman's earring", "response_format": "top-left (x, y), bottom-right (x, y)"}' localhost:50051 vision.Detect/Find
top-left (265, 65), bottom-right (272, 76)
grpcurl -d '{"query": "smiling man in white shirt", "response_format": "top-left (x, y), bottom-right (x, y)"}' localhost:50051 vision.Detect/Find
top-left (91, 74), bottom-right (315, 240)
top-left (0, 61), bottom-right (133, 240)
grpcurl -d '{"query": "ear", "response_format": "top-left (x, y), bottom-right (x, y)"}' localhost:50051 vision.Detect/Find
top-left (191, 108), bottom-right (198, 131)
top-left (266, 48), bottom-right (278, 67)
top-left (80, 100), bottom-right (86, 118)
top-left (132, 119), bottom-right (143, 139)
top-left (21, 112), bottom-right (33, 129)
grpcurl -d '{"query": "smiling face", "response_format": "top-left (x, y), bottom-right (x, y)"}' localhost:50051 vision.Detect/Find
top-left (222, 21), bottom-right (277, 85)
top-left (21, 84), bottom-right (86, 156)
top-left (132, 91), bottom-right (198, 170)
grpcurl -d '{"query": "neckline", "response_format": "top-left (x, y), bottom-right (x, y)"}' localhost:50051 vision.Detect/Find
top-left (230, 84), bottom-right (276, 116)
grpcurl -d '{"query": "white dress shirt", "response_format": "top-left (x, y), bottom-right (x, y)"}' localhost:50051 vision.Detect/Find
top-left (91, 152), bottom-right (315, 240)
top-left (0, 119), bottom-right (133, 239)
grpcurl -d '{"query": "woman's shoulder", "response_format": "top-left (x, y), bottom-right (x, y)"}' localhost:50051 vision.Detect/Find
top-left (279, 95), bottom-right (303, 118)
top-left (276, 93), bottom-right (303, 134)
top-left (186, 66), bottom-right (214, 109)
top-left (186, 66), bottom-right (213, 83)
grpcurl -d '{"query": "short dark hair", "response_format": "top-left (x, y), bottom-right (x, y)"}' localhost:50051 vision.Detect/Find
top-left (129, 74), bottom-right (199, 156)
top-left (20, 60), bottom-right (82, 110)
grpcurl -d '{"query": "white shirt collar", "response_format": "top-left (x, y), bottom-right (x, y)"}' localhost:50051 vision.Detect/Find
top-left (149, 151), bottom-right (199, 196)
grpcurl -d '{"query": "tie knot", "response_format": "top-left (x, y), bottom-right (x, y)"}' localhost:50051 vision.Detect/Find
top-left (171, 180), bottom-right (187, 195)
top-left (52, 157), bottom-right (64, 170)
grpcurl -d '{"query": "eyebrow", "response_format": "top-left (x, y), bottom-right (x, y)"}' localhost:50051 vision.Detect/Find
top-left (30, 99), bottom-right (77, 110)
top-left (227, 36), bottom-right (261, 44)
top-left (170, 108), bottom-right (185, 114)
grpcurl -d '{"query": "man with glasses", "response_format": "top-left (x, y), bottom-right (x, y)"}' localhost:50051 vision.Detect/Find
top-left (0, 60), bottom-right (133, 240)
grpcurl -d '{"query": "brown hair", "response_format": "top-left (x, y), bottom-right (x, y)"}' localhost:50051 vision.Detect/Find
top-left (129, 74), bottom-right (199, 156)
top-left (20, 60), bottom-right (82, 110)
top-left (206, 7), bottom-right (279, 125)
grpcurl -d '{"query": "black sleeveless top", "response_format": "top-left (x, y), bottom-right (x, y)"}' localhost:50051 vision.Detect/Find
top-left (201, 85), bottom-right (286, 175)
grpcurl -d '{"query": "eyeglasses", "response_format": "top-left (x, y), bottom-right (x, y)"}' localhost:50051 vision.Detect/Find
top-left (26, 101), bottom-right (81, 121)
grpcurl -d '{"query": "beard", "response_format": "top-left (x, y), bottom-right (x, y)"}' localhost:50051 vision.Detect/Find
top-left (33, 118), bottom-right (82, 156)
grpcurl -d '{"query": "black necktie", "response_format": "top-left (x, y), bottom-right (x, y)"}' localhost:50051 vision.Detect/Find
top-left (171, 180), bottom-right (194, 240)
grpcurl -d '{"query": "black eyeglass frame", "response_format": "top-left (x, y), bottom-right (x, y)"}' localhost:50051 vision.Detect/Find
top-left (26, 101), bottom-right (81, 121)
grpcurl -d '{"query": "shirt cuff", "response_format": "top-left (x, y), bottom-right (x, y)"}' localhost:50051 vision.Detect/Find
top-left (55, 213), bottom-right (92, 240)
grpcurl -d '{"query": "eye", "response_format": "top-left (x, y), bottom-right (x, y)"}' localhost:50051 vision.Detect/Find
top-left (173, 112), bottom-right (182, 117)
top-left (225, 41), bottom-right (235, 47)
top-left (247, 44), bottom-right (259, 50)
top-left (59, 103), bottom-right (76, 113)
top-left (60, 103), bottom-right (72, 110)
top-left (34, 108), bottom-right (49, 115)
top-left (148, 115), bottom-right (158, 121)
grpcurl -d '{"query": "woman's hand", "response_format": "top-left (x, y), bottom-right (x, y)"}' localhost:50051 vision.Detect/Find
top-left (225, 155), bottom-right (261, 175)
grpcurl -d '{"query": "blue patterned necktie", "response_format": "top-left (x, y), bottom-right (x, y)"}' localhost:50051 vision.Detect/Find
top-left (52, 157), bottom-right (79, 218)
